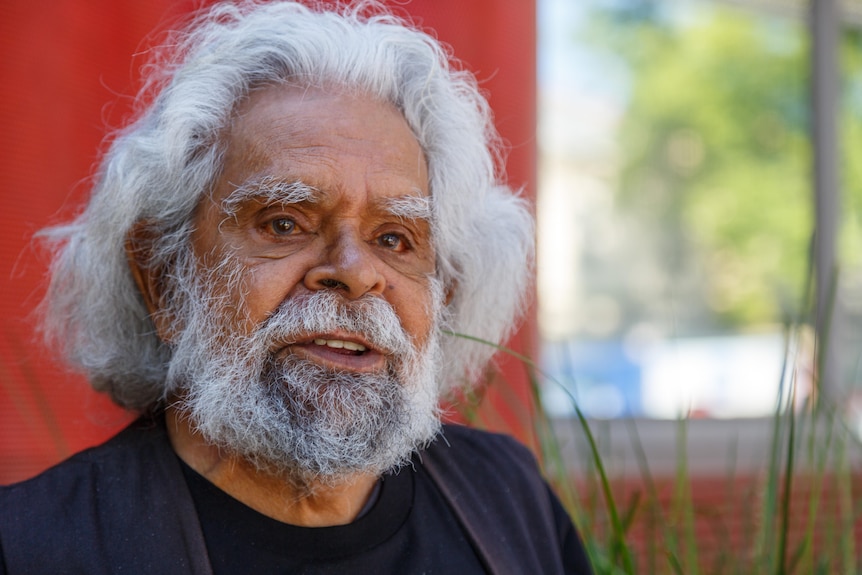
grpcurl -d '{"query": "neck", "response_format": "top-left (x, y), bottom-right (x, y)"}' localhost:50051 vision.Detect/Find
top-left (165, 405), bottom-right (379, 527)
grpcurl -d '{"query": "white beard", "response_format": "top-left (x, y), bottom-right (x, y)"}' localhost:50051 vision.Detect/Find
top-left (165, 268), bottom-right (444, 490)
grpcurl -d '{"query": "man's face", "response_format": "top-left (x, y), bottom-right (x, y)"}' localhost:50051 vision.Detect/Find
top-left (165, 85), bottom-right (443, 486)
top-left (191, 84), bottom-right (437, 358)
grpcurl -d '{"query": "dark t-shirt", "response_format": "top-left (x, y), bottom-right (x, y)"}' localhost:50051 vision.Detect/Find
top-left (181, 459), bottom-right (488, 574)
top-left (0, 420), bottom-right (593, 574)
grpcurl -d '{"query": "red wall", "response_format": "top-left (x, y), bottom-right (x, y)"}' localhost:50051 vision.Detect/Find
top-left (0, 0), bottom-right (537, 484)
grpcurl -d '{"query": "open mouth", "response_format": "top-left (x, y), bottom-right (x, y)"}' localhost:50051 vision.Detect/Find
top-left (280, 333), bottom-right (386, 372)
top-left (312, 337), bottom-right (368, 355)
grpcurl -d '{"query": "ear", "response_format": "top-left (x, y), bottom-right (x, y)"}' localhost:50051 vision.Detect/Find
top-left (125, 223), bottom-right (177, 344)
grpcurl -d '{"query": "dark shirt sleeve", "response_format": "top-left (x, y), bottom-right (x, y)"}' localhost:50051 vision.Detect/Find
top-left (548, 484), bottom-right (594, 574)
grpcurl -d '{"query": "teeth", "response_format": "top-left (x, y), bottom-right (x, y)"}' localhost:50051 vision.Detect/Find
top-left (312, 338), bottom-right (367, 352)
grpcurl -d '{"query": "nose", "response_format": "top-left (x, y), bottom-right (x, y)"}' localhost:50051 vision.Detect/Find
top-left (304, 229), bottom-right (387, 299)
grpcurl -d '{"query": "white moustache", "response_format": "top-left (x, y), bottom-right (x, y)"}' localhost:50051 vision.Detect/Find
top-left (254, 291), bottom-right (416, 359)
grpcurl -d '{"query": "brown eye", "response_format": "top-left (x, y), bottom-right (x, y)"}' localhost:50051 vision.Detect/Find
top-left (378, 233), bottom-right (404, 250)
top-left (270, 218), bottom-right (296, 235)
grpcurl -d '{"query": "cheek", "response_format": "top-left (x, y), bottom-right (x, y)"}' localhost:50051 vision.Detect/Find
top-left (213, 260), bottom-right (302, 335)
top-left (228, 259), bottom-right (308, 330)
top-left (388, 279), bottom-right (438, 347)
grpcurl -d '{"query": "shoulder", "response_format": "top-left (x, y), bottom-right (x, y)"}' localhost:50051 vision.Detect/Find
top-left (0, 416), bottom-right (207, 574)
top-left (419, 425), bottom-right (593, 574)
top-left (420, 424), bottom-right (548, 516)
top-left (0, 417), bottom-right (170, 537)
top-left (425, 423), bottom-right (541, 479)
top-left (434, 422), bottom-right (532, 450)
top-left (1, 416), bottom-right (166, 501)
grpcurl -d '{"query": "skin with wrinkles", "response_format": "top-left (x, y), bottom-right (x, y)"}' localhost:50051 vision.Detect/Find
top-left (185, 85), bottom-right (436, 352)
top-left (147, 85), bottom-right (440, 527)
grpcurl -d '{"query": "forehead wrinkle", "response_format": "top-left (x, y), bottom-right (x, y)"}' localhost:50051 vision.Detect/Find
top-left (221, 177), bottom-right (320, 216)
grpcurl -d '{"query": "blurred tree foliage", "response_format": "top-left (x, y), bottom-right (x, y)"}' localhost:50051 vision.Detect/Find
top-left (581, 1), bottom-right (862, 330)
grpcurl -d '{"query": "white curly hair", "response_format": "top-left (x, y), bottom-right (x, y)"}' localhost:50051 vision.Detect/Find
top-left (40, 0), bottom-right (534, 410)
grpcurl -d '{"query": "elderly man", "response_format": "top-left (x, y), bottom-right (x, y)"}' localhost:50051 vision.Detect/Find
top-left (0, 2), bottom-right (591, 573)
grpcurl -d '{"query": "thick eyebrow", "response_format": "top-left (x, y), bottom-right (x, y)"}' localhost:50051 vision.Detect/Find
top-left (380, 192), bottom-right (434, 224)
top-left (221, 177), bottom-right (319, 216)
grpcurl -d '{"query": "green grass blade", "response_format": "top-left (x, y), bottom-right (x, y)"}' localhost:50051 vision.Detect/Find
top-left (667, 550), bottom-right (686, 575)
top-left (776, 371), bottom-right (798, 575)
top-left (672, 416), bottom-right (699, 575)
top-left (625, 418), bottom-right (671, 574)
